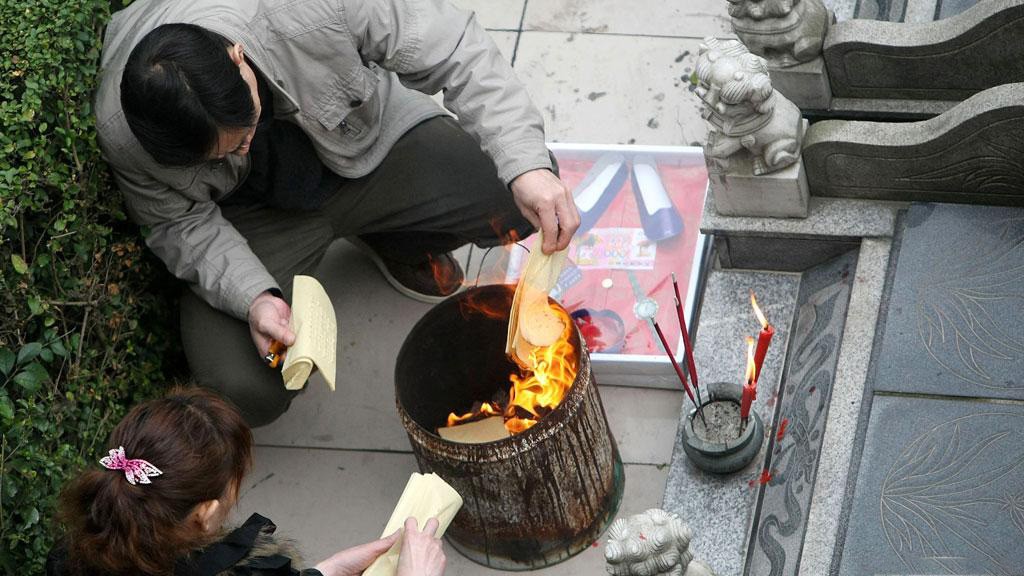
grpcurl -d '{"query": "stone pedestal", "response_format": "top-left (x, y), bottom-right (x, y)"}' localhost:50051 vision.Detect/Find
top-left (769, 57), bottom-right (833, 111)
top-left (709, 154), bottom-right (810, 219)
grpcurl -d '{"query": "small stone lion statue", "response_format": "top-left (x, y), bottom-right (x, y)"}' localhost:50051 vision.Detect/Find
top-left (605, 509), bottom-right (716, 576)
top-left (693, 37), bottom-right (804, 176)
top-left (728, 0), bottom-right (833, 67)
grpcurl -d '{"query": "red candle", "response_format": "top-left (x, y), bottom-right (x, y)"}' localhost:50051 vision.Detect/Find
top-left (751, 292), bottom-right (774, 383)
top-left (740, 337), bottom-right (757, 421)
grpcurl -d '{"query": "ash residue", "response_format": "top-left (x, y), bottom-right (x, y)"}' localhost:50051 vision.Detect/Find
top-left (691, 400), bottom-right (741, 444)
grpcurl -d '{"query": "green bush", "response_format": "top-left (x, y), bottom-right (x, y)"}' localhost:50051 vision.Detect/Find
top-left (0, 0), bottom-right (182, 571)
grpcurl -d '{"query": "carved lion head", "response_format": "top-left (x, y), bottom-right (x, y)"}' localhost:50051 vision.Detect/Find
top-left (695, 38), bottom-right (774, 124)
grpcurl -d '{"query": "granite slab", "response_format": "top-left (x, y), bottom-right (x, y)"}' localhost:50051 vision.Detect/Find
top-left (837, 394), bottom-right (1024, 576)
top-left (824, 1), bottom-right (1024, 102)
top-left (664, 268), bottom-right (801, 576)
top-left (796, 238), bottom-right (894, 576)
top-left (746, 251), bottom-right (858, 576)
top-left (872, 204), bottom-right (1024, 400)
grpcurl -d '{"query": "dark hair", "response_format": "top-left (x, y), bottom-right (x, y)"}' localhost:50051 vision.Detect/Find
top-left (58, 387), bottom-right (253, 575)
top-left (120, 23), bottom-right (256, 166)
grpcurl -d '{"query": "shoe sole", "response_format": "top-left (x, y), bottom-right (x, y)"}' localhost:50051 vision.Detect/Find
top-left (346, 237), bottom-right (464, 304)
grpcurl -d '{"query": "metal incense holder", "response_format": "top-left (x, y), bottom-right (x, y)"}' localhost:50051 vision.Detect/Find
top-left (680, 381), bottom-right (764, 474)
top-left (394, 285), bottom-right (624, 570)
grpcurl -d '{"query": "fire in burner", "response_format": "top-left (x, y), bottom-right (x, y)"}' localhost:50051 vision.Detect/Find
top-left (444, 303), bottom-right (577, 434)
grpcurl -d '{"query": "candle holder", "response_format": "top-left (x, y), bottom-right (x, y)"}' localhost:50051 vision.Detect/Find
top-left (680, 381), bottom-right (764, 474)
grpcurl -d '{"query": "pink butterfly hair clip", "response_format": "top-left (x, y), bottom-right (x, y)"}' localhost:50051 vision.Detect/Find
top-left (99, 446), bottom-right (163, 485)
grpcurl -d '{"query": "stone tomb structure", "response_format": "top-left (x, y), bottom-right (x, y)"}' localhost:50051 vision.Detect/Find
top-left (731, 0), bottom-right (1024, 117)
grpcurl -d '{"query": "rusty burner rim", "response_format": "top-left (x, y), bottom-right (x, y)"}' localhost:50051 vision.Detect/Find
top-left (395, 294), bottom-right (592, 463)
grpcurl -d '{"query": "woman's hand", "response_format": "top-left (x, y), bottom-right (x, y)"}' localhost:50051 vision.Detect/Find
top-left (396, 517), bottom-right (446, 576)
top-left (313, 531), bottom-right (400, 576)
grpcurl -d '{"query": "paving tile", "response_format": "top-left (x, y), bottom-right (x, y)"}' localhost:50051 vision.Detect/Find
top-left (514, 32), bottom-right (708, 146)
top-left (663, 268), bottom-right (802, 576)
top-left (872, 204), bottom-right (1024, 401)
top-left (837, 394), bottom-right (1024, 576)
top-left (234, 445), bottom-right (668, 574)
top-left (233, 447), bottom-right (420, 566)
top-left (449, 0), bottom-right (525, 30)
top-left (747, 251), bottom-right (858, 576)
top-left (484, 30), bottom-right (517, 61)
top-left (253, 241), bottom-right (434, 452)
top-left (445, 463), bottom-right (669, 575)
top-left (600, 385), bottom-right (685, 466)
top-left (523, 0), bottom-right (731, 38)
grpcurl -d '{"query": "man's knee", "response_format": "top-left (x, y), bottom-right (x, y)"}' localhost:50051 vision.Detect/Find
top-left (180, 290), bottom-right (297, 427)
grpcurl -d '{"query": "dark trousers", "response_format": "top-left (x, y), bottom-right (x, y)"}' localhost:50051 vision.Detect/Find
top-left (180, 117), bottom-right (534, 426)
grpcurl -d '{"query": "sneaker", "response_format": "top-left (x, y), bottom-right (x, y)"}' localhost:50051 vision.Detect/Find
top-left (348, 237), bottom-right (465, 304)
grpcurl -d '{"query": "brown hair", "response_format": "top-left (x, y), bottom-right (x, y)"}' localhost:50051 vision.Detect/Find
top-left (58, 387), bottom-right (253, 575)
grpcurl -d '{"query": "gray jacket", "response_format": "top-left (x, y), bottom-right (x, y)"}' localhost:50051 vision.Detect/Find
top-left (96, 0), bottom-right (551, 319)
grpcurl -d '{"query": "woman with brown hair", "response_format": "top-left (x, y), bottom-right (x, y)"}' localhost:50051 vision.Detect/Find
top-left (46, 388), bottom-right (445, 576)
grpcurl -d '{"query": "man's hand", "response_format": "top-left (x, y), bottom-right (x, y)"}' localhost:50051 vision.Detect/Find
top-left (510, 168), bottom-right (580, 254)
top-left (396, 517), bottom-right (446, 576)
top-left (248, 291), bottom-right (295, 357)
top-left (314, 531), bottom-right (401, 576)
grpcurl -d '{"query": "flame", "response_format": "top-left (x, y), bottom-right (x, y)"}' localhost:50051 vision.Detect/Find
top-left (458, 288), bottom-right (511, 321)
top-left (427, 253), bottom-right (464, 294)
top-left (446, 401), bottom-right (503, 427)
top-left (750, 291), bottom-right (769, 329)
top-left (444, 304), bottom-right (578, 435)
top-left (745, 336), bottom-right (756, 385)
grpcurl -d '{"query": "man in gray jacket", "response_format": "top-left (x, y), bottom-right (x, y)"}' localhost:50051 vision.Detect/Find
top-left (96, 0), bottom-right (579, 425)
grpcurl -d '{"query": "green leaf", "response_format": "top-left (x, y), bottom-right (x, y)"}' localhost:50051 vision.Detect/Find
top-left (0, 394), bottom-right (13, 421)
top-left (11, 254), bottom-right (28, 274)
top-left (17, 342), bottom-right (42, 365)
top-left (12, 363), bottom-right (48, 393)
top-left (50, 340), bottom-right (67, 358)
top-left (0, 349), bottom-right (14, 377)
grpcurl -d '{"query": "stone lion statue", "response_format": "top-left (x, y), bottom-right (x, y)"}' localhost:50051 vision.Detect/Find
top-left (605, 509), bottom-right (716, 576)
top-left (694, 37), bottom-right (804, 176)
top-left (728, 0), bottom-right (832, 67)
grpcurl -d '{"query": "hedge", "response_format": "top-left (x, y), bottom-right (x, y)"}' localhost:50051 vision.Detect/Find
top-left (0, 0), bottom-right (182, 571)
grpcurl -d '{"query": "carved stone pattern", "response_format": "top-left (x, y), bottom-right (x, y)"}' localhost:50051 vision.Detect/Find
top-left (804, 110), bottom-right (1024, 205)
top-left (914, 216), bottom-right (1024, 390)
top-left (825, 3), bottom-right (1024, 100)
top-left (880, 413), bottom-right (1024, 575)
top-left (746, 254), bottom-right (854, 576)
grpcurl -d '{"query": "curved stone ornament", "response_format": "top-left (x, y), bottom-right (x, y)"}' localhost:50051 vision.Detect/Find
top-left (824, 0), bottom-right (1024, 101)
top-left (802, 83), bottom-right (1024, 205)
